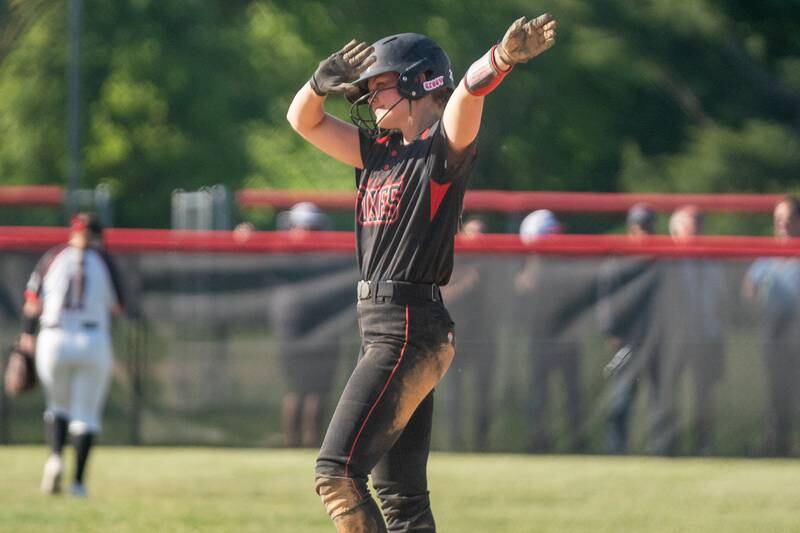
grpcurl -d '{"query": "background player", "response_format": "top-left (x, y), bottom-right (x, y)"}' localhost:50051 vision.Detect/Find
top-left (742, 196), bottom-right (800, 455)
top-left (515, 209), bottom-right (586, 453)
top-left (598, 203), bottom-right (661, 454)
top-left (272, 202), bottom-right (342, 448)
top-left (654, 205), bottom-right (727, 455)
top-left (19, 213), bottom-right (125, 497)
top-left (440, 216), bottom-right (496, 451)
top-left (287, 14), bottom-right (557, 532)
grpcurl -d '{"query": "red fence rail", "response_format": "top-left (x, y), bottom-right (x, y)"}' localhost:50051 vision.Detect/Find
top-left (1, 226), bottom-right (799, 258)
top-left (2, 185), bottom-right (784, 214)
top-left (0, 186), bottom-right (64, 206)
top-left (237, 189), bottom-right (785, 214)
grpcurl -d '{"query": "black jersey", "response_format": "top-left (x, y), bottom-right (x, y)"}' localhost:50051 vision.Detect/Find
top-left (355, 120), bottom-right (476, 286)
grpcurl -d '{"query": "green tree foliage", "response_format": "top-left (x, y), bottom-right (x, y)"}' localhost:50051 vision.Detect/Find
top-left (0, 0), bottom-right (798, 227)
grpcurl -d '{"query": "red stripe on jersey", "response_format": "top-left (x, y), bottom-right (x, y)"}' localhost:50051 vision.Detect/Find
top-left (429, 179), bottom-right (452, 221)
top-left (376, 135), bottom-right (391, 145)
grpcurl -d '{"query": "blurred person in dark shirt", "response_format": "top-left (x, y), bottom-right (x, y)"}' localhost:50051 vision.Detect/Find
top-left (440, 217), bottom-right (496, 451)
top-left (515, 210), bottom-right (587, 453)
top-left (598, 203), bottom-right (661, 454)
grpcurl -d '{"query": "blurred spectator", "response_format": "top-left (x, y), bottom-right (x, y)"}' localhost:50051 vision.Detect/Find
top-left (277, 201), bottom-right (332, 232)
top-left (233, 221), bottom-right (256, 243)
top-left (440, 217), bottom-right (496, 451)
top-left (742, 196), bottom-right (800, 456)
top-left (627, 202), bottom-right (657, 239)
top-left (668, 205), bottom-right (702, 242)
top-left (273, 203), bottom-right (340, 447)
top-left (515, 210), bottom-right (586, 453)
top-left (655, 205), bottom-right (726, 455)
top-left (599, 203), bottom-right (661, 454)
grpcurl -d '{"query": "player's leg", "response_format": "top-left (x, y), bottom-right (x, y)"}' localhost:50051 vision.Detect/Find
top-left (281, 392), bottom-right (301, 447)
top-left (315, 302), bottom-right (454, 532)
top-left (371, 392), bottom-right (435, 532)
top-left (368, 303), bottom-right (454, 532)
top-left (315, 339), bottom-right (395, 533)
top-left (472, 340), bottom-right (496, 452)
top-left (301, 393), bottom-right (323, 448)
top-left (648, 340), bottom-right (685, 456)
top-left (442, 354), bottom-right (464, 451)
top-left (690, 341), bottom-right (723, 456)
top-left (763, 334), bottom-right (794, 455)
top-left (605, 366), bottom-right (638, 454)
top-left (67, 335), bottom-right (113, 496)
top-left (559, 342), bottom-right (585, 452)
top-left (526, 339), bottom-right (553, 452)
top-left (35, 329), bottom-right (70, 494)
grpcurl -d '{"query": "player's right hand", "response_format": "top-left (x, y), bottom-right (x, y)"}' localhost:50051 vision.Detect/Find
top-left (497, 14), bottom-right (558, 65)
top-left (310, 40), bottom-right (376, 96)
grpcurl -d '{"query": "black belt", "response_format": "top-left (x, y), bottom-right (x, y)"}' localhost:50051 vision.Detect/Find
top-left (357, 280), bottom-right (441, 303)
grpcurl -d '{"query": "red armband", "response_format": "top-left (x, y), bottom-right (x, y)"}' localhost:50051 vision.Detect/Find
top-left (464, 45), bottom-right (512, 97)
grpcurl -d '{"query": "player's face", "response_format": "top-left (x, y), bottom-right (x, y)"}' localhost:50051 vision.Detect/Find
top-left (462, 219), bottom-right (486, 237)
top-left (69, 229), bottom-right (89, 249)
top-left (774, 201), bottom-right (800, 238)
top-left (367, 72), bottom-right (405, 127)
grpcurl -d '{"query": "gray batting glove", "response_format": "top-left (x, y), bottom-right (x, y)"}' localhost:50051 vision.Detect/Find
top-left (497, 14), bottom-right (558, 65)
top-left (309, 39), bottom-right (376, 97)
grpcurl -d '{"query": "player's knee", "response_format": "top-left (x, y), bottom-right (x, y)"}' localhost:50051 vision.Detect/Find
top-left (315, 475), bottom-right (367, 519)
top-left (315, 474), bottom-right (387, 531)
top-left (373, 485), bottom-right (434, 532)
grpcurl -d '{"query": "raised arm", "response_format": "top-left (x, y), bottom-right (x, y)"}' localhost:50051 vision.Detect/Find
top-left (443, 14), bottom-right (558, 154)
top-left (286, 40), bottom-right (375, 168)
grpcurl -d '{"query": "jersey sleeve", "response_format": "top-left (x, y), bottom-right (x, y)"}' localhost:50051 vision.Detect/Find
top-left (433, 120), bottom-right (478, 184)
top-left (25, 246), bottom-right (62, 301)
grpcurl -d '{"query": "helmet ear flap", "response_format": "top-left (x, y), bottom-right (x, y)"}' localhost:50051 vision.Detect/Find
top-left (396, 59), bottom-right (430, 100)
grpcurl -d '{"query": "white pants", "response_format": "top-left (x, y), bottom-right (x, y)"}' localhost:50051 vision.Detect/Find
top-left (35, 327), bottom-right (113, 435)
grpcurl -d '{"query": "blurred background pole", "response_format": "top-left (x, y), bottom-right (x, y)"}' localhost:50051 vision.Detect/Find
top-left (66, 0), bottom-right (82, 219)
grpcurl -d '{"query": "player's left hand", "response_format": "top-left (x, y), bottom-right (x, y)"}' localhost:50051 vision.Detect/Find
top-left (497, 14), bottom-right (558, 65)
top-left (4, 338), bottom-right (37, 396)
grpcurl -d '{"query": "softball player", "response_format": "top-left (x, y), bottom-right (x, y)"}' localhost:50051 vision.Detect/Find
top-left (288, 14), bottom-right (557, 532)
top-left (19, 213), bottom-right (124, 497)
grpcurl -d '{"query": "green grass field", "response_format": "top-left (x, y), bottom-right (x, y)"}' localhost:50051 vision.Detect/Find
top-left (1, 446), bottom-right (799, 533)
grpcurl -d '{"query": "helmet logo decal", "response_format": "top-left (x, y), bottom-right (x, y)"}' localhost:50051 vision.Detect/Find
top-left (422, 75), bottom-right (445, 91)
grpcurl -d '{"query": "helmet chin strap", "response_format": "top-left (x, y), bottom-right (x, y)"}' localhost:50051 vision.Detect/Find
top-left (349, 87), bottom-right (406, 136)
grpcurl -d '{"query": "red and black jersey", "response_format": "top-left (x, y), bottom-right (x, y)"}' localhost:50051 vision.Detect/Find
top-left (355, 119), bottom-right (477, 286)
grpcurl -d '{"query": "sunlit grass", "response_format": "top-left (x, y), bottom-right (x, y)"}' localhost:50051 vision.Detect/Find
top-left (1, 446), bottom-right (799, 533)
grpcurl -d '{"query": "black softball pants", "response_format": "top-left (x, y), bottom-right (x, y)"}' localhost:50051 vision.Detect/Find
top-left (315, 295), bottom-right (455, 533)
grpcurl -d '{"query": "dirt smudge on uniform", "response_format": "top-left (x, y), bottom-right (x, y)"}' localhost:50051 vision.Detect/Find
top-left (389, 342), bottom-right (454, 433)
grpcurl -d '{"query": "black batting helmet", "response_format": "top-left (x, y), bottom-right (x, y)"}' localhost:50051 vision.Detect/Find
top-left (346, 33), bottom-right (455, 103)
